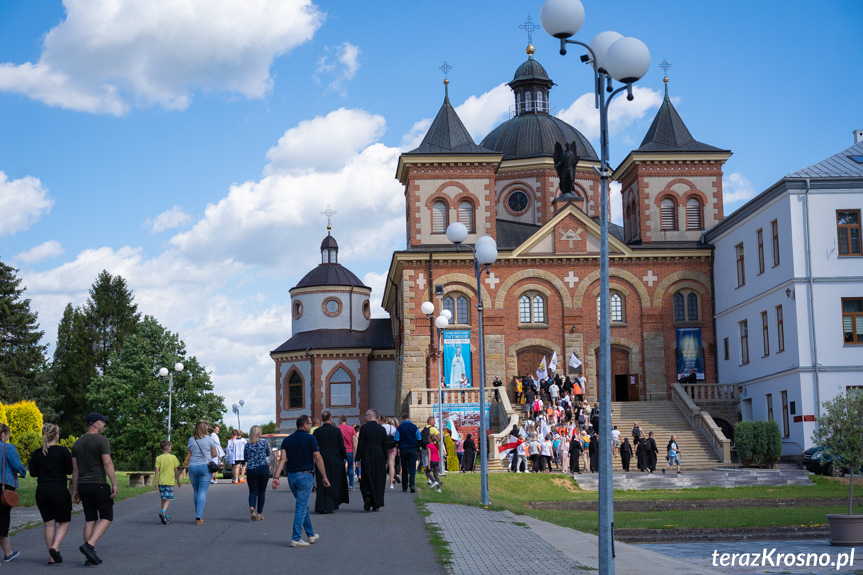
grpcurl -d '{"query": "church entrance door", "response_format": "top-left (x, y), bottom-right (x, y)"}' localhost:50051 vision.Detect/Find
top-left (516, 347), bottom-right (553, 381)
top-left (596, 347), bottom-right (636, 401)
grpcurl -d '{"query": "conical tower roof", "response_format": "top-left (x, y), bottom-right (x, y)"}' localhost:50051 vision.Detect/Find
top-left (406, 84), bottom-right (494, 155)
top-left (636, 80), bottom-right (726, 153)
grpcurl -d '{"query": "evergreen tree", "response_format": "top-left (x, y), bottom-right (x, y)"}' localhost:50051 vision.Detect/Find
top-left (83, 270), bottom-right (140, 376)
top-left (0, 261), bottom-right (49, 406)
top-left (51, 303), bottom-right (97, 435)
top-left (87, 315), bottom-right (225, 470)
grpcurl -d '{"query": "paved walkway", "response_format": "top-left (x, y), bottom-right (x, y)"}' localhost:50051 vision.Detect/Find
top-left (8, 481), bottom-right (441, 573)
top-left (425, 503), bottom-right (724, 574)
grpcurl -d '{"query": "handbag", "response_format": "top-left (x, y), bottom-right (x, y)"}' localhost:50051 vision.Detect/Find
top-left (0, 443), bottom-right (19, 508)
top-left (195, 439), bottom-right (220, 473)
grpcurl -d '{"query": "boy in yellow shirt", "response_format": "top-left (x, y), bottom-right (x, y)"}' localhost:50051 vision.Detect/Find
top-left (154, 440), bottom-right (181, 524)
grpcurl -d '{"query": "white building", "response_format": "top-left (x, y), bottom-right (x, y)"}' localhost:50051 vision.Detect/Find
top-left (705, 131), bottom-right (863, 457)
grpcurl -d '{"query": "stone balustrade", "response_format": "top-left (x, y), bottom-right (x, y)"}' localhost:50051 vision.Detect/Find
top-left (671, 382), bottom-right (732, 463)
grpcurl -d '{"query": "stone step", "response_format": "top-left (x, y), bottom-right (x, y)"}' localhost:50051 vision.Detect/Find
top-left (572, 469), bottom-right (813, 491)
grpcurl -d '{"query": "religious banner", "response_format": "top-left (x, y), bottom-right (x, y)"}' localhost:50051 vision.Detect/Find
top-left (676, 327), bottom-right (705, 380)
top-left (443, 330), bottom-right (472, 388)
top-left (433, 402), bottom-right (490, 438)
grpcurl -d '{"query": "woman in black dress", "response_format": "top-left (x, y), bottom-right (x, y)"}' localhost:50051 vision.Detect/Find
top-left (462, 434), bottom-right (476, 472)
top-left (29, 423), bottom-right (72, 564)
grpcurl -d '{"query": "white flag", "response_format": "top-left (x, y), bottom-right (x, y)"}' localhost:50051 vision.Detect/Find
top-left (569, 352), bottom-right (583, 369)
top-left (548, 351), bottom-right (558, 374)
top-left (536, 356), bottom-right (548, 381)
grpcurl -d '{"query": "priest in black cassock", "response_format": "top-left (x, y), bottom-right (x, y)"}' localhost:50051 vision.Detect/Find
top-left (356, 408), bottom-right (388, 512)
top-left (313, 411), bottom-right (349, 513)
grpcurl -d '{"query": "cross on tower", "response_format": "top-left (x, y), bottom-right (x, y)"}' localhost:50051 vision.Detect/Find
top-left (659, 58), bottom-right (672, 78)
top-left (321, 204), bottom-right (337, 230)
top-left (519, 14), bottom-right (540, 45)
top-left (439, 61), bottom-right (452, 78)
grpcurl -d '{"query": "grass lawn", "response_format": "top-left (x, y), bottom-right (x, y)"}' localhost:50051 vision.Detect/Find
top-left (415, 472), bottom-right (863, 533)
top-left (15, 472), bottom-right (158, 508)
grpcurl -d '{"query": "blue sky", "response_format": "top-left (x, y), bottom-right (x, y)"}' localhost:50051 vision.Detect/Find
top-left (1, 0), bottom-right (861, 427)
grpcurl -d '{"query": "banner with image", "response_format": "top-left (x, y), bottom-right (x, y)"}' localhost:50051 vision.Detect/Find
top-left (433, 402), bottom-right (491, 438)
top-left (676, 327), bottom-right (705, 380)
top-left (443, 330), bottom-right (472, 388)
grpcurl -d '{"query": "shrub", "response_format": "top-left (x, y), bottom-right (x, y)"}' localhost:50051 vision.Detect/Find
top-left (735, 419), bottom-right (782, 468)
top-left (0, 403), bottom-right (7, 426)
top-left (14, 430), bottom-right (42, 467)
top-left (58, 435), bottom-right (78, 450)
top-left (6, 401), bottom-right (43, 440)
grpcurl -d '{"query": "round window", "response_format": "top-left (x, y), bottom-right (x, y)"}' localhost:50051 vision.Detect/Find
top-left (326, 300), bottom-right (339, 313)
top-left (508, 190), bottom-right (529, 213)
top-left (322, 297), bottom-right (343, 317)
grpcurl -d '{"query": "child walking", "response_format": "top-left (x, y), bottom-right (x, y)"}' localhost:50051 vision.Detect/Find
top-left (424, 434), bottom-right (442, 492)
top-left (154, 440), bottom-right (181, 524)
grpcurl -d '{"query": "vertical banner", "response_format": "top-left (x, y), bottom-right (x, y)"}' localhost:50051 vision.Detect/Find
top-left (443, 330), bottom-right (472, 388)
top-left (676, 328), bottom-right (704, 379)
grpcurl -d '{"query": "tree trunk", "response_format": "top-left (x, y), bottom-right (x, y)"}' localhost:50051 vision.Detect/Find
top-left (849, 469), bottom-right (854, 516)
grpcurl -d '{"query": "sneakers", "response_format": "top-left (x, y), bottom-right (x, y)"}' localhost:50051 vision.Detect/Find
top-left (430, 481), bottom-right (440, 489)
top-left (250, 506), bottom-right (257, 521)
top-left (389, 483), bottom-right (394, 490)
top-left (291, 540), bottom-right (310, 548)
top-left (210, 479), bottom-right (218, 484)
top-left (159, 510), bottom-right (168, 525)
top-left (3, 550), bottom-right (20, 562)
top-left (233, 480), bottom-right (239, 484)
top-left (662, 469), bottom-right (666, 474)
top-left (165, 514), bottom-right (172, 524)
top-left (427, 479), bottom-right (432, 486)
top-left (308, 534), bottom-right (319, 544)
top-left (240, 478), bottom-right (247, 484)
top-left (49, 548), bottom-right (63, 564)
top-left (410, 487), bottom-right (416, 493)
top-left (79, 544), bottom-right (100, 565)
top-left (195, 518), bottom-right (205, 525)
top-left (436, 487), bottom-right (442, 493)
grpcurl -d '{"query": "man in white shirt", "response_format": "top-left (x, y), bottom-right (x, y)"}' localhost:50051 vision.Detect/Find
top-left (549, 381), bottom-right (560, 405)
top-left (231, 430), bottom-right (248, 484)
top-left (611, 425), bottom-right (621, 457)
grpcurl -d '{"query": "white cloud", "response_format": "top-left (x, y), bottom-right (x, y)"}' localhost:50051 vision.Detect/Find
top-left (264, 108), bottom-right (386, 174)
top-left (610, 181), bottom-right (623, 226)
top-left (401, 118), bottom-right (431, 151)
top-left (723, 172), bottom-right (757, 205)
top-left (0, 171), bottom-right (53, 236)
top-left (15, 240), bottom-right (64, 263)
top-left (148, 205), bottom-right (193, 233)
top-left (557, 85), bottom-right (662, 141)
top-left (0, 0), bottom-right (325, 114)
top-left (314, 42), bottom-right (361, 96)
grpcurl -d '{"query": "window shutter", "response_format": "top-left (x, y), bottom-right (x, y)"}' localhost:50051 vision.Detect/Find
top-left (458, 201), bottom-right (475, 233)
top-left (432, 201), bottom-right (447, 233)
top-left (686, 198), bottom-right (702, 230)
top-left (661, 199), bottom-right (676, 230)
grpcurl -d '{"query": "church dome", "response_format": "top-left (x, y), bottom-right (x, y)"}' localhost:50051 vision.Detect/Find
top-left (480, 114), bottom-right (598, 161)
top-left (293, 229), bottom-right (368, 290)
top-left (512, 57), bottom-right (550, 83)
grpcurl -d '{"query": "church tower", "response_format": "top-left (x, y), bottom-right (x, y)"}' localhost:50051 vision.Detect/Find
top-left (614, 77), bottom-right (732, 244)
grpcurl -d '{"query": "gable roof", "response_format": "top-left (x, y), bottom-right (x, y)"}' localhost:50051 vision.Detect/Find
top-left (404, 88), bottom-right (494, 155)
top-left (510, 203), bottom-right (632, 257)
top-left (786, 140), bottom-right (863, 178)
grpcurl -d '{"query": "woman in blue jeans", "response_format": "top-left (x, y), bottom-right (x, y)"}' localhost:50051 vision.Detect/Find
top-left (187, 421), bottom-right (218, 525)
top-left (243, 425), bottom-right (271, 521)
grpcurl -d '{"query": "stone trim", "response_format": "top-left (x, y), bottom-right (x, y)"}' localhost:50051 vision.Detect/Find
top-left (572, 268), bottom-right (651, 308)
top-left (435, 272), bottom-right (492, 308)
top-left (652, 270), bottom-right (711, 307)
top-left (322, 296), bottom-right (343, 317)
top-left (325, 361), bottom-right (356, 408)
top-left (494, 268), bottom-right (572, 309)
top-left (292, 300), bottom-right (303, 320)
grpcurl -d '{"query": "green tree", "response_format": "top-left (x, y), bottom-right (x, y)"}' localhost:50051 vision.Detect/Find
top-left (0, 262), bottom-right (51, 409)
top-left (87, 315), bottom-right (224, 470)
top-left (51, 304), bottom-right (97, 435)
top-left (83, 271), bottom-right (140, 376)
top-left (813, 388), bottom-right (863, 515)
top-left (261, 421), bottom-right (276, 434)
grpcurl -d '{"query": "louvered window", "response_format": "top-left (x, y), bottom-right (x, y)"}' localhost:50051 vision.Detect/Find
top-left (458, 201), bottom-right (475, 233)
top-left (686, 198), bottom-right (702, 230)
top-left (432, 201), bottom-right (447, 233)
top-left (660, 198), bottom-right (676, 230)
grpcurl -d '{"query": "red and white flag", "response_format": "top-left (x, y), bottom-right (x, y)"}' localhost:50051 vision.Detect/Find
top-left (497, 439), bottom-right (523, 460)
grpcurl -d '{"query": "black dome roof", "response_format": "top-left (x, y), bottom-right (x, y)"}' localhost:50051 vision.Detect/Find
top-left (294, 264), bottom-right (367, 290)
top-left (321, 234), bottom-right (338, 250)
top-left (512, 58), bottom-right (551, 84)
top-left (480, 114), bottom-right (598, 161)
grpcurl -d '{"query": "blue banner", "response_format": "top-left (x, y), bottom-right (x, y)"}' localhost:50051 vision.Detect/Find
top-left (676, 328), bottom-right (704, 380)
top-left (443, 330), bottom-right (472, 388)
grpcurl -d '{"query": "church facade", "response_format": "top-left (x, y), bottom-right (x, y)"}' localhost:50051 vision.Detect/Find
top-left (382, 46), bottom-right (731, 411)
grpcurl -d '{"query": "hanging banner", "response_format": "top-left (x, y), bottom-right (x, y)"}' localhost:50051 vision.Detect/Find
top-left (676, 328), bottom-right (705, 380)
top-left (433, 402), bottom-right (490, 437)
top-left (443, 330), bottom-right (472, 388)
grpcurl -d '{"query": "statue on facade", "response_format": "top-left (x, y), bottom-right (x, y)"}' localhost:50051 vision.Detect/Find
top-left (553, 141), bottom-right (581, 202)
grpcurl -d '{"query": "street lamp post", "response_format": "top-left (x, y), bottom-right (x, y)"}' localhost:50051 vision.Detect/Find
top-left (540, 2), bottom-right (650, 573)
top-left (232, 400), bottom-right (245, 430)
top-left (445, 222), bottom-right (497, 506)
top-left (158, 362), bottom-right (185, 441)
top-left (421, 300), bottom-right (451, 470)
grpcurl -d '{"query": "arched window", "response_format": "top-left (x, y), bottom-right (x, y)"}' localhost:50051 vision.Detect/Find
top-left (597, 292), bottom-right (625, 323)
top-left (686, 197), bottom-right (703, 230)
top-left (432, 200), bottom-right (448, 233)
top-left (328, 366), bottom-right (353, 407)
top-left (536, 90), bottom-right (545, 112)
top-left (286, 370), bottom-right (304, 409)
top-left (458, 200), bottom-right (475, 233)
top-left (518, 292), bottom-right (546, 324)
top-left (660, 198), bottom-right (677, 230)
top-left (457, 296), bottom-right (470, 325)
top-left (525, 90), bottom-right (533, 111)
top-left (673, 290), bottom-right (700, 322)
top-left (443, 296), bottom-right (454, 320)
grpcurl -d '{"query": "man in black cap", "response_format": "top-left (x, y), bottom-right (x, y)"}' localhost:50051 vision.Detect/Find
top-left (71, 412), bottom-right (117, 565)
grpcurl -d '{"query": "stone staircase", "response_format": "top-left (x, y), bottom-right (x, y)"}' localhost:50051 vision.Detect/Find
top-left (573, 467), bottom-right (813, 491)
top-left (611, 401), bottom-right (721, 470)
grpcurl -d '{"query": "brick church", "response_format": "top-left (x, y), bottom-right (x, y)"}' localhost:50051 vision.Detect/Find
top-left (272, 44), bottom-right (732, 429)
top-left (381, 44), bottom-right (731, 407)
